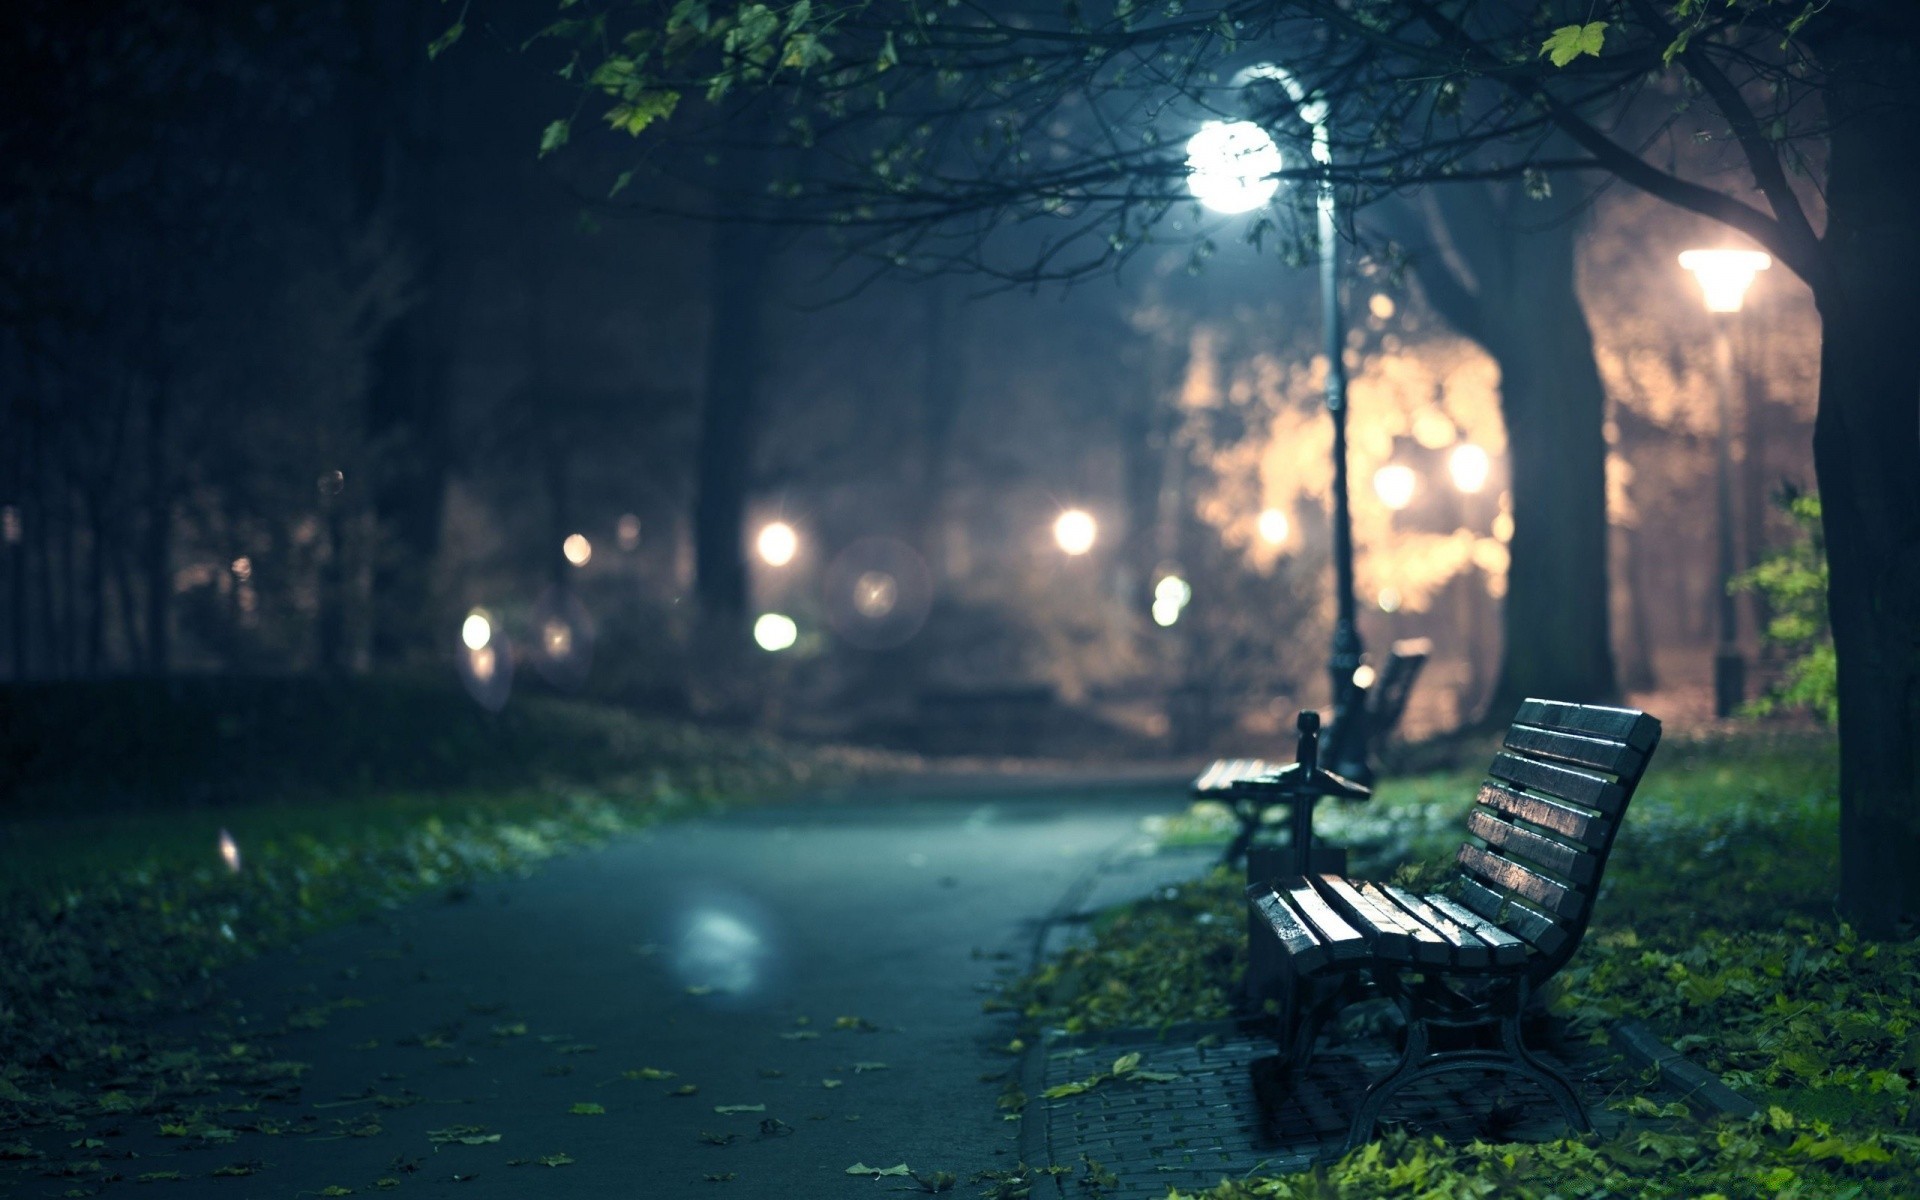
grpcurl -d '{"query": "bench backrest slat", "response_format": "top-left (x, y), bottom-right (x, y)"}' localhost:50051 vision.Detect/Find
top-left (1475, 783), bottom-right (1605, 849)
top-left (1453, 699), bottom-right (1661, 981)
top-left (1501, 726), bottom-right (1645, 777)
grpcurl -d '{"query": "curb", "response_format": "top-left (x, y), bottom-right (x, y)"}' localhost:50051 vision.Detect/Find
top-left (1608, 1018), bottom-right (1761, 1119)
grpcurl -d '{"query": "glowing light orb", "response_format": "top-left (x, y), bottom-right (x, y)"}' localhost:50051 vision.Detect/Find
top-left (543, 618), bottom-right (574, 657)
top-left (753, 612), bottom-right (798, 652)
top-left (757, 521), bottom-right (798, 567)
top-left (617, 513), bottom-right (642, 551)
top-left (1352, 664), bottom-right (1378, 690)
top-left (1373, 464), bottom-right (1418, 511)
top-left (852, 571), bottom-right (898, 618)
top-left (1448, 443), bottom-right (1491, 494)
top-left (1053, 509), bottom-right (1097, 556)
top-left (1493, 511), bottom-right (1514, 543)
top-left (218, 828), bottom-right (241, 874)
top-left (230, 556), bottom-right (252, 581)
top-left (563, 533), bottom-right (592, 567)
top-left (1377, 588), bottom-right (1402, 613)
top-left (1257, 508), bottom-right (1290, 546)
top-left (1368, 293), bottom-right (1396, 321)
top-left (1185, 120), bottom-right (1283, 215)
top-left (461, 611), bottom-right (493, 651)
top-left (1679, 248), bottom-right (1771, 313)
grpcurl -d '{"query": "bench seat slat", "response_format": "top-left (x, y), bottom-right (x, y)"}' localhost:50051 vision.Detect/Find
top-left (1502, 726), bottom-right (1644, 777)
top-left (1279, 878), bottom-right (1369, 964)
top-left (1476, 784), bottom-right (1604, 848)
top-left (1313, 876), bottom-right (1415, 961)
top-left (1467, 809), bottom-right (1596, 885)
top-left (1512, 699), bottom-right (1661, 753)
top-left (1352, 880), bottom-right (1453, 965)
top-left (1458, 844), bottom-right (1584, 919)
top-left (1250, 886), bottom-right (1334, 974)
top-left (1487, 753), bottom-right (1624, 814)
top-left (1421, 891), bottom-right (1531, 966)
top-left (1374, 885), bottom-right (1492, 969)
top-left (1456, 876), bottom-right (1570, 958)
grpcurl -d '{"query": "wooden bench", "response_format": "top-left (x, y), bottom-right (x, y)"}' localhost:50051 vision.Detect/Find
top-left (1245, 698), bottom-right (1662, 1153)
top-left (1193, 711), bottom-right (1370, 870)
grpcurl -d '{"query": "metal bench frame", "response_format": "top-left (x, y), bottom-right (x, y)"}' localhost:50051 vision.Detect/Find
top-left (1245, 698), bottom-right (1663, 1153)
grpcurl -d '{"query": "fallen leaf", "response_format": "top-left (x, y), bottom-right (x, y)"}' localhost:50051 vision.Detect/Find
top-left (698, 1131), bottom-right (738, 1146)
top-left (778, 1031), bottom-right (819, 1041)
top-left (846, 1162), bottom-right (912, 1177)
top-left (318, 1188), bottom-right (354, 1197)
top-left (852, 1062), bottom-right (888, 1073)
top-left (822, 1079), bottom-right (843, 1089)
top-left (568, 1103), bottom-right (605, 1116)
top-left (669, 1085), bottom-right (699, 1097)
top-left (626, 1068), bottom-right (675, 1081)
top-left (713, 1105), bottom-right (765, 1115)
top-left (538, 1154), bottom-right (574, 1167)
top-left (427, 1126), bottom-right (500, 1145)
top-left (135, 1171), bottom-right (186, 1182)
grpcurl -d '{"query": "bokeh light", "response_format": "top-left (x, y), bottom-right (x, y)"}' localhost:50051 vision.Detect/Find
top-left (753, 612), bottom-right (798, 652)
top-left (1352, 664), bottom-right (1378, 690)
top-left (824, 538), bottom-right (933, 649)
top-left (852, 571), bottom-right (898, 618)
top-left (1377, 587), bottom-right (1402, 613)
top-left (1053, 509), bottom-right (1097, 556)
top-left (218, 829), bottom-right (241, 873)
top-left (1373, 464), bottom-right (1417, 511)
top-left (1448, 443), bottom-right (1491, 493)
top-left (563, 533), bottom-right (592, 567)
top-left (757, 521), bottom-right (798, 567)
top-left (1151, 573), bottom-right (1191, 627)
top-left (617, 513), bottom-right (642, 551)
top-left (461, 610), bottom-right (493, 651)
top-left (1257, 508), bottom-right (1290, 546)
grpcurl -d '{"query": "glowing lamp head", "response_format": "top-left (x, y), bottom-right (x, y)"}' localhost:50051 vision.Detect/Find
top-left (1448, 443), bottom-right (1491, 494)
top-left (1053, 509), bottom-right (1097, 556)
top-left (756, 521), bottom-right (798, 567)
top-left (1185, 120), bottom-right (1283, 215)
top-left (753, 612), bottom-right (798, 652)
top-left (1373, 464), bottom-right (1418, 511)
top-left (1678, 249), bottom-right (1771, 313)
top-left (461, 611), bottom-right (493, 651)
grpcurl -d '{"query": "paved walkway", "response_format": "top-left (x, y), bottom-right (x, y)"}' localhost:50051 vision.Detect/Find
top-left (98, 772), bottom-right (1202, 1200)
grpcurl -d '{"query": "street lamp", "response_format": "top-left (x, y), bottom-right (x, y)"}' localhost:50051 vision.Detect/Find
top-left (1679, 248), bottom-right (1770, 718)
top-left (1187, 66), bottom-right (1369, 780)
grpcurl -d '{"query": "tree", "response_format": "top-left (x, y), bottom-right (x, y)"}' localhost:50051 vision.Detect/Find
top-left (528, 0), bottom-right (1919, 934)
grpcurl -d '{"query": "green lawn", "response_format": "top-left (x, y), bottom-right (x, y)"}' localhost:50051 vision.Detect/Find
top-left (1014, 727), bottom-right (1920, 1198)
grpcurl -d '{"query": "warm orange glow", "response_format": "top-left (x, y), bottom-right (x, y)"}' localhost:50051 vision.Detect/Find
top-left (1257, 508), bottom-right (1290, 545)
top-left (1448, 443), bottom-right (1491, 493)
top-left (1678, 249), bottom-right (1771, 313)
top-left (468, 644), bottom-right (497, 683)
top-left (1368, 293), bottom-right (1396, 321)
top-left (1054, 509), bottom-right (1097, 556)
top-left (617, 514), bottom-right (642, 551)
top-left (1373, 464), bottom-right (1417, 511)
top-left (230, 556), bottom-right (252, 581)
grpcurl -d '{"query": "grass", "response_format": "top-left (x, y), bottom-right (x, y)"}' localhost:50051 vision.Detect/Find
top-left (1014, 725), bottom-right (1920, 1197)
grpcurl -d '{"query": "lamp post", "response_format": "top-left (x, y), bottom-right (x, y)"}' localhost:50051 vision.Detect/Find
top-left (1187, 65), bottom-right (1369, 781)
top-left (1678, 248), bottom-right (1770, 718)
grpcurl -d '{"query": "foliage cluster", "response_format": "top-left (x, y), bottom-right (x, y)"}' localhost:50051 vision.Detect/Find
top-left (1017, 730), bottom-right (1920, 1194)
top-left (1734, 490), bottom-right (1837, 723)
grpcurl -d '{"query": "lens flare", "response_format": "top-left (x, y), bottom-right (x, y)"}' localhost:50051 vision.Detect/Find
top-left (1185, 120), bottom-right (1283, 215)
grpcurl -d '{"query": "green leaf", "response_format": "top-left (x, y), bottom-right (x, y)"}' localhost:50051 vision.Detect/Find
top-left (1540, 21), bottom-right (1608, 67)
top-left (539, 119), bottom-right (572, 158)
top-left (569, 1102), bottom-right (606, 1115)
top-left (713, 1104), bottom-right (765, 1114)
top-left (846, 1163), bottom-right (913, 1176)
top-left (427, 22), bottom-right (465, 61)
top-left (605, 91), bottom-right (681, 136)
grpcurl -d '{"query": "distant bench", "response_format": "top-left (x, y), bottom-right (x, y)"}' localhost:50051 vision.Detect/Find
top-left (1245, 698), bottom-right (1663, 1153)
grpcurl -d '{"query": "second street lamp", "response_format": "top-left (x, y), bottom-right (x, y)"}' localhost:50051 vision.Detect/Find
top-left (1185, 64), bottom-right (1370, 781)
top-left (1679, 248), bottom-right (1770, 718)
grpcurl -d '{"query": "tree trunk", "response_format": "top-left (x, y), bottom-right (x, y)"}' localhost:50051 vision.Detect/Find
top-left (692, 160), bottom-right (775, 637)
top-left (1815, 28), bottom-right (1920, 935)
top-left (1407, 180), bottom-right (1618, 720)
top-left (143, 367), bottom-right (170, 676)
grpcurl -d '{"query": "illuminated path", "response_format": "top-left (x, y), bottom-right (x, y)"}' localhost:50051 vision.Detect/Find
top-left (200, 773), bottom-right (1199, 1198)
